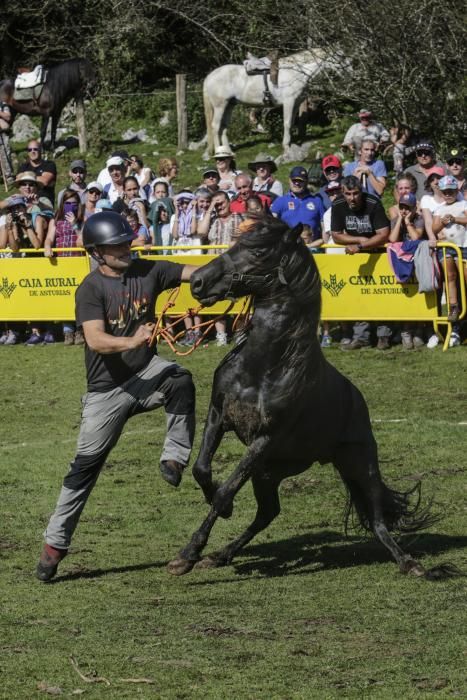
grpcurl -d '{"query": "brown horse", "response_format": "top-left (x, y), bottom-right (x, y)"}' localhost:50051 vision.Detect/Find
top-left (0, 58), bottom-right (95, 150)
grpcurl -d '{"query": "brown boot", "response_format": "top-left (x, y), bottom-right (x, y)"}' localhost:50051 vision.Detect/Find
top-left (74, 330), bottom-right (85, 346)
top-left (36, 544), bottom-right (68, 582)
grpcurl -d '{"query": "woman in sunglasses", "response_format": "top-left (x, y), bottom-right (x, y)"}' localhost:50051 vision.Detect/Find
top-left (445, 149), bottom-right (465, 192)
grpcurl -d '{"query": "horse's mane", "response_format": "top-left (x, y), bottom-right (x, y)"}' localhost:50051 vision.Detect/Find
top-left (238, 216), bottom-right (321, 305)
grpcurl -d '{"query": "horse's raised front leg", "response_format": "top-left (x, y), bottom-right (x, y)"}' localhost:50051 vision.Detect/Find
top-left (212, 434), bottom-right (272, 519)
top-left (192, 402), bottom-right (224, 504)
top-left (195, 471), bottom-right (281, 570)
top-left (168, 436), bottom-right (272, 576)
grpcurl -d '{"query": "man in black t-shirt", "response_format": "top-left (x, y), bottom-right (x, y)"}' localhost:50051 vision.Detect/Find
top-left (330, 175), bottom-right (391, 350)
top-left (17, 140), bottom-right (57, 204)
top-left (36, 212), bottom-right (198, 582)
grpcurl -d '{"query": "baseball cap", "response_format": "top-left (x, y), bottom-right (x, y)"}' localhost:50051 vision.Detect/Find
top-left (424, 166), bottom-right (445, 179)
top-left (438, 175), bottom-right (459, 191)
top-left (106, 156), bottom-right (124, 169)
top-left (399, 193), bottom-right (417, 207)
top-left (289, 166), bottom-right (308, 181)
top-left (85, 181), bottom-right (103, 192)
top-left (358, 108), bottom-right (372, 117)
top-left (203, 168), bottom-right (219, 178)
top-left (322, 155), bottom-right (341, 170)
top-left (70, 159), bottom-right (86, 171)
top-left (446, 148), bottom-right (465, 162)
top-left (325, 181), bottom-right (341, 194)
top-left (415, 141), bottom-right (435, 152)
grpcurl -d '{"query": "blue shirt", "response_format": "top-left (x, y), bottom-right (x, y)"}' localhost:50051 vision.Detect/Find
top-left (343, 159), bottom-right (387, 197)
top-left (270, 190), bottom-right (324, 239)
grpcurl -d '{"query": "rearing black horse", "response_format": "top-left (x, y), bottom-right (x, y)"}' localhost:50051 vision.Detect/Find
top-left (0, 58), bottom-right (95, 150)
top-left (168, 217), bottom-right (457, 580)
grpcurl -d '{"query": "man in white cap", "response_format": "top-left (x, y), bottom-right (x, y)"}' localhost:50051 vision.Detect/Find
top-left (102, 156), bottom-right (125, 203)
top-left (342, 109), bottom-right (390, 156)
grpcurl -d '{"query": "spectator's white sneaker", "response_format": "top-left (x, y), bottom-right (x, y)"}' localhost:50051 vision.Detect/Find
top-left (215, 332), bottom-right (228, 347)
top-left (449, 333), bottom-right (461, 348)
top-left (427, 334), bottom-right (439, 349)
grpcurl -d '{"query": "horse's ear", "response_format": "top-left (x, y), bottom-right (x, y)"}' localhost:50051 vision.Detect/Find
top-left (283, 223), bottom-right (303, 244)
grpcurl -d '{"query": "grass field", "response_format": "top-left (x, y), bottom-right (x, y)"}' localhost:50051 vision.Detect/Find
top-left (0, 341), bottom-right (466, 699)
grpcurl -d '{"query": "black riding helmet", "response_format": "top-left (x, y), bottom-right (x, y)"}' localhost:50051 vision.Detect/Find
top-left (82, 211), bottom-right (134, 250)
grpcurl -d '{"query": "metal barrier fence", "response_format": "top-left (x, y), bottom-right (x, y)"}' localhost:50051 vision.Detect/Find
top-left (0, 243), bottom-right (464, 350)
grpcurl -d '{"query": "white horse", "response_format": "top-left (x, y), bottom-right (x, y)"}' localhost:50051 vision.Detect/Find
top-left (203, 50), bottom-right (335, 154)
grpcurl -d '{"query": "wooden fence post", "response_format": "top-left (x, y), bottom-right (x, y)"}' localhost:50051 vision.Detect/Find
top-left (176, 74), bottom-right (188, 149)
top-left (75, 97), bottom-right (87, 154)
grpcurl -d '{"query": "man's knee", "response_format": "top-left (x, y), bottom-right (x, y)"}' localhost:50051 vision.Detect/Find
top-left (161, 368), bottom-right (195, 415)
top-left (63, 451), bottom-right (108, 490)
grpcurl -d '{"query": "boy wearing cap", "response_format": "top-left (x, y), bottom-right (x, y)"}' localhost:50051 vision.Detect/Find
top-left (342, 109), bottom-right (390, 155)
top-left (319, 155), bottom-right (343, 210)
top-left (389, 193), bottom-right (424, 243)
top-left (270, 166), bottom-right (324, 242)
top-left (405, 142), bottom-right (446, 200)
top-left (432, 176), bottom-right (467, 324)
top-left (445, 149), bottom-right (465, 192)
top-left (57, 159), bottom-right (88, 207)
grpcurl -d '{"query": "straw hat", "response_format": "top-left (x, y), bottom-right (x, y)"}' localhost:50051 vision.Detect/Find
top-left (213, 146), bottom-right (235, 159)
top-left (248, 153), bottom-right (277, 173)
top-left (15, 171), bottom-right (37, 185)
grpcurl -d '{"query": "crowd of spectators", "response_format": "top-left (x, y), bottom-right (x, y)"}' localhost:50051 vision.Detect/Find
top-left (0, 108), bottom-right (466, 348)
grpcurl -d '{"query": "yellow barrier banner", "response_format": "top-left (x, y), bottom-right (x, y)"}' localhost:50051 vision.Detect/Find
top-left (317, 252), bottom-right (438, 321)
top-left (0, 250), bottom-right (440, 321)
top-left (0, 256), bottom-right (91, 321)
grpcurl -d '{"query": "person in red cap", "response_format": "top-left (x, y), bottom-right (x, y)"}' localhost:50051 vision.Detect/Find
top-left (342, 109), bottom-right (390, 156)
top-left (319, 155), bottom-right (343, 209)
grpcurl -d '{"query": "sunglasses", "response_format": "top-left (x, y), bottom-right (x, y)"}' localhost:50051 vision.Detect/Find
top-left (325, 167), bottom-right (339, 173)
top-left (291, 178), bottom-right (305, 185)
top-left (416, 150), bottom-right (433, 157)
top-left (27, 147), bottom-right (40, 152)
top-left (447, 158), bottom-right (463, 166)
top-left (88, 189), bottom-right (101, 195)
top-left (20, 181), bottom-right (36, 186)
top-left (72, 169), bottom-right (85, 174)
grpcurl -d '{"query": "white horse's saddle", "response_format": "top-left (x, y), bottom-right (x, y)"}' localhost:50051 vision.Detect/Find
top-left (243, 53), bottom-right (272, 75)
top-left (15, 65), bottom-right (46, 90)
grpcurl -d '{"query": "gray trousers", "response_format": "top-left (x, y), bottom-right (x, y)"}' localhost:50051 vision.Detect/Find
top-left (0, 131), bottom-right (13, 180)
top-left (353, 322), bottom-right (392, 343)
top-left (44, 355), bottom-right (195, 549)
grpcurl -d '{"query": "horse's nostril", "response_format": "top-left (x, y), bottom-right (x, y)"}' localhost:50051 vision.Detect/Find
top-left (191, 278), bottom-right (203, 294)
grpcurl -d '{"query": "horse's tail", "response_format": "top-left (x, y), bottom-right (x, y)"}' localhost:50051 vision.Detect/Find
top-left (342, 479), bottom-right (438, 536)
top-left (341, 477), bottom-right (463, 580)
top-left (203, 78), bottom-right (214, 155)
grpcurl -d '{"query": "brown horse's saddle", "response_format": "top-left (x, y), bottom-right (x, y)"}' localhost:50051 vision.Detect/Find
top-left (13, 65), bottom-right (47, 101)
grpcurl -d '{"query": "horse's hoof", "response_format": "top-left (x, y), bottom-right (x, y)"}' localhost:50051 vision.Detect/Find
top-left (402, 559), bottom-right (426, 577)
top-left (166, 558), bottom-right (196, 576)
top-left (193, 555), bottom-right (227, 570)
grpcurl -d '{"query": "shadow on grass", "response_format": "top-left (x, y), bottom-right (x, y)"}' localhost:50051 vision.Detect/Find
top-left (49, 559), bottom-right (166, 584)
top-left (185, 530), bottom-right (467, 584)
